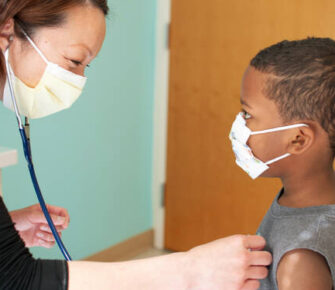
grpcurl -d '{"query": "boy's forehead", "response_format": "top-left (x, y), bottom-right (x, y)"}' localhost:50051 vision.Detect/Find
top-left (241, 66), bottom-right (269, 104)
top-left (241, 66), bottom-right (282, 123)
top-left (240, 98), bottom-right (252, 108)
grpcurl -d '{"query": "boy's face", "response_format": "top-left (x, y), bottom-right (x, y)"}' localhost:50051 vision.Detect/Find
top-left (240, 66), bottom-right (291, 177)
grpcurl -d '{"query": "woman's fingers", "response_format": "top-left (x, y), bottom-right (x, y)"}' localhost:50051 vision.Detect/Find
top-left (36, 231), bottom-right (59, 242)
top-left (246, 265), bottom-right (268, 280)
top-left (35, 230), bottom-right (62, 248)
top-left (31, 204), bottom-right (70, 228)
top-left (46, 205), bottom-right (70, 228)
top-left (244, 235), bottom-right (266, 251)
top-left (241, 279), bottom-right (260, 290)
top-left (40, 224), bottom-right (64, 233)
top-left (249, 250), bottom-right (272, 266)
top-left (38, 239), bottom-right (55, 248)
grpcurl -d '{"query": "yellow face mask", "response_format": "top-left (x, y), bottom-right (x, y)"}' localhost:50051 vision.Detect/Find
top-left (3, 31), bottom-right (87, 119)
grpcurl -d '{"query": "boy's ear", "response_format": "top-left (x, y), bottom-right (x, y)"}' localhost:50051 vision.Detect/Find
top-left (0, 18), bottom-right (14, 52)
top-left (286, 123), bottom-right (315, 155)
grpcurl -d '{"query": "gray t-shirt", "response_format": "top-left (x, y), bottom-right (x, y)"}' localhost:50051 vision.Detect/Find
top-left (257, 189), bottom-right (335, 289)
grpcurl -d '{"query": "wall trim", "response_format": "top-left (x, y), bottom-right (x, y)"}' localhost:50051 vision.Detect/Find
top-left (152, 0), bottom-right (171, 250)
top-left (84, 229), bottom-right (154, 262)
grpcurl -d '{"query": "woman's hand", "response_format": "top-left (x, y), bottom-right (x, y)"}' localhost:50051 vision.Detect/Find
top-left (9, 204), bottom-right (70, 248)
top-left (184, 234), bottom-right (272, 290)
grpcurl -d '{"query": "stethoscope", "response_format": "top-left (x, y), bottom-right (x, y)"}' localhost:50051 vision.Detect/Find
top-left (5, 55), bottom-right (72, 261)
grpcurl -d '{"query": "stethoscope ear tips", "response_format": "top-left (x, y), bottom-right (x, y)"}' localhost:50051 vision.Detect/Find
top-left (4, 35), bottom-right (14, 51)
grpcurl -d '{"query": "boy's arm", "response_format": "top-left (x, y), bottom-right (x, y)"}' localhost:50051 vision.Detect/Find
top-left (277, 249), bottom-right (332, 290)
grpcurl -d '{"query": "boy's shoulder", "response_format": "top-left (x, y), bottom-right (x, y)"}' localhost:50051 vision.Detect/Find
top-left (276, 248), bottom-right (332, 290)
top-left (257, 194), bottom-right (335, 289)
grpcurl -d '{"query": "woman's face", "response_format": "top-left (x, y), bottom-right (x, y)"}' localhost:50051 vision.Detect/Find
top-left (0, 4), bottom-right (106, 99)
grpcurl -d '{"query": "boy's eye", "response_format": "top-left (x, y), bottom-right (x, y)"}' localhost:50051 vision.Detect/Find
top-left (241, 110), bottom-right (251, 119)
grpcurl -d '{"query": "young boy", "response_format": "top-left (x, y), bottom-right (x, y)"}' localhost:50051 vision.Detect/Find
top-left (229, 38), bottom-right (335, 289)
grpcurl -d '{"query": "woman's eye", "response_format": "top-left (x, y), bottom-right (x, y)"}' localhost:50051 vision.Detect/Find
top-left (70, 60), bottom-right (82, 66)
top-left (241, 110), bottom-right (251, 119)
top-left (70, 60), bottom-right (90, 68)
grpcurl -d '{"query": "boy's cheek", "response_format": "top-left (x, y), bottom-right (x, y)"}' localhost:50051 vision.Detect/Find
top-left (247, 136), bottom-right (268, 161)
top-left (249, 135), bottom-right (284, 163)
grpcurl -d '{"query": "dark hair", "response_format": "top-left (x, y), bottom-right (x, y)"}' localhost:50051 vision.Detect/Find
top-left (0, 0), bottom-right (109, 84)
top-left (250, 37), bottom-right (335, 152)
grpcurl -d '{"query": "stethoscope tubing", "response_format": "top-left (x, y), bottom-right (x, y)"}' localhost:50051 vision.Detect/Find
top-left (19, 128), bottom-right (72, 261)
top-left (6, 63), bottom-right (72, 261)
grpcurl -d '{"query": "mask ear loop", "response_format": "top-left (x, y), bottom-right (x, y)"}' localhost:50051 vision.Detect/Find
top-left (250, 124), bottom-right (308, 165)
top-left (251, 124), bottom-right (309, 135)
top-left (20, 29), bottom-right (49, 64)
top-left (265, 153), bottom-right (291, 165)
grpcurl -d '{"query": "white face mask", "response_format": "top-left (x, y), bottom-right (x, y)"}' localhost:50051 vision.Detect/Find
top-left (229, 113), bottom-right (308, 179)
top-left (3, 31), bottom-right (87, 119)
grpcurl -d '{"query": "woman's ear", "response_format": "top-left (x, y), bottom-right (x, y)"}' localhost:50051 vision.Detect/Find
top-left (0, 18), bottom-right (14, 52)
top-left (287, 123), bottom-right (315, 155)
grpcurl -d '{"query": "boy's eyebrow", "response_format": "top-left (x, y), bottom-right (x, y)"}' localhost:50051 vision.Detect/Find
top-left (240, 98), bottom-right (252, 108)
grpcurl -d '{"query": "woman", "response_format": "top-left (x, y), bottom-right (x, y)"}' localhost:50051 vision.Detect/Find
top-left (0, 1), bottom-right (271, 289)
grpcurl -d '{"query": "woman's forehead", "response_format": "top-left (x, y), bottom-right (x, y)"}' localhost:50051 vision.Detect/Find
top-left (36, 5), bottom-right (106, 57)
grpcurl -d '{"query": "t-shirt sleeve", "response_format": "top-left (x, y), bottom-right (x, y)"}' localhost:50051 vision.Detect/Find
top-left (0, 196), bottom-right (68, 290)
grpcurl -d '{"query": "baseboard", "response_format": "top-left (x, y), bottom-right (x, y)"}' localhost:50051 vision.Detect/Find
top-left (83, 229), bottom-right (154, 262)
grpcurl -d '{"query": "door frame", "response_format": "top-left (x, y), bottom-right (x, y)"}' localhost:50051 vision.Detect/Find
top-left (152, 0), bottom-right (171, 249)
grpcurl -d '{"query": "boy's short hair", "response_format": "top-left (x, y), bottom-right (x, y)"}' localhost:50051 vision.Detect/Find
top-left (250, 37), bottom-right (335, 153)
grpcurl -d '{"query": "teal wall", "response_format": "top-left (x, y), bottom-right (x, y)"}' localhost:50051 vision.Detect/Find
top-left (0, 0), bottom-right (157, 260)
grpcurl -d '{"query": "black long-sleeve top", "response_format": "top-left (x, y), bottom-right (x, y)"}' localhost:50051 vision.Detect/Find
top-left (0, 196), bottom-right (68, 290)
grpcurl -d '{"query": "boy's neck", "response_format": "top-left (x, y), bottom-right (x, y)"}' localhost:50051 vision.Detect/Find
top-left (279, 166), bottom-right (335, 208)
